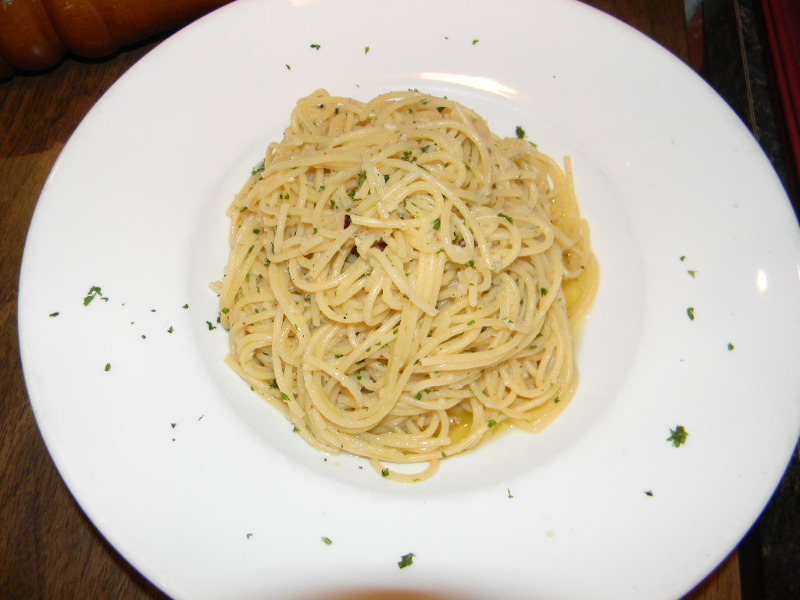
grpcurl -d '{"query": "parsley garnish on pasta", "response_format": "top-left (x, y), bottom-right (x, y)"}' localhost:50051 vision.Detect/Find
top-left (213, 90), bottom-right (597, 482)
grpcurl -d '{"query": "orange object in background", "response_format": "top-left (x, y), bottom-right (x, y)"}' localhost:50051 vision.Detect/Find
top-left (0, 0), bottom-right (233, 78)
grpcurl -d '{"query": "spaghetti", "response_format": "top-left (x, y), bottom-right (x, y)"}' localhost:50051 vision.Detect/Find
top-left (214, 90), bottom-right (597, 482)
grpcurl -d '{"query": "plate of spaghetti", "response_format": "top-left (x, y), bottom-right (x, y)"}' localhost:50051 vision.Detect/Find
top-left (18, 0), bottom-right (800, 599)
top-left (214, 89), bottom-right (598, 483)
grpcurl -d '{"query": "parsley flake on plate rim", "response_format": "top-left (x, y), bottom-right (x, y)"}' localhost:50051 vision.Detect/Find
top-left (397, 552), bottom-right (415, 568)
top-left (667, 425), bottom-right (689, 447)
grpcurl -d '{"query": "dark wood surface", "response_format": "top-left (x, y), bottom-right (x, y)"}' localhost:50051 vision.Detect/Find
top-left (0, 1), bottom-right (741, 598)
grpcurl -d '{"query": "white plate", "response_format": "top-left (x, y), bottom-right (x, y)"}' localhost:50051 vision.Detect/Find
top-left (19, 0), bottom-right (800, 598)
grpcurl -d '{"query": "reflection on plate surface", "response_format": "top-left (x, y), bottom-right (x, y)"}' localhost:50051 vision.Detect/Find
top-left (18, 0), bottom-right (800, 599)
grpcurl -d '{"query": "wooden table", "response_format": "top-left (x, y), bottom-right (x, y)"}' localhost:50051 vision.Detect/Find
top-left (0, 1), bottom-right (742, 598)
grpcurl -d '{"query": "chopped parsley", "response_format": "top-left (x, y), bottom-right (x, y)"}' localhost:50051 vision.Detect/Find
top-left (397, 552), bottom-right (415, 568)
top-left (167, 326), bottom-right (174, 333)
top-left (83, 285), bottom-right (107, 306)
top-left (432, 217), bottom-right (441, 230)
top-left (381, 468), bottom-right (390, 477)
top-left (667, 425), bottom-right (689, 447)
top-left (687, 270), bottom-right (697, 278)
top-left (497, 212), bottom-right (514, 224)
top-left (364, 46), bottom-right (370, 54)
top-left (487, 419), bottom-right (498, 428)
top-left (321, 536), bottom-right (333, 545)
top-left (49, 311), bottom-right (59, 317)
top-left (104, 363), bottom-right (111, 372)
top-left (507, 488), bottom-right (514, 499)
top-left (644, 490), bottom-right (654, 497)
top-left (727, 342), bottom-right (735, 351)
top-left (686, 307), bottom-right (695, 321)
top-left (310, 43), bottom-right (321, 50)
top-left (251, 160), bottom-right (265, 175)
top-left (515, 125), bottom-right (526, 139)
top-left (472, 39), bottom-right (479, 45)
